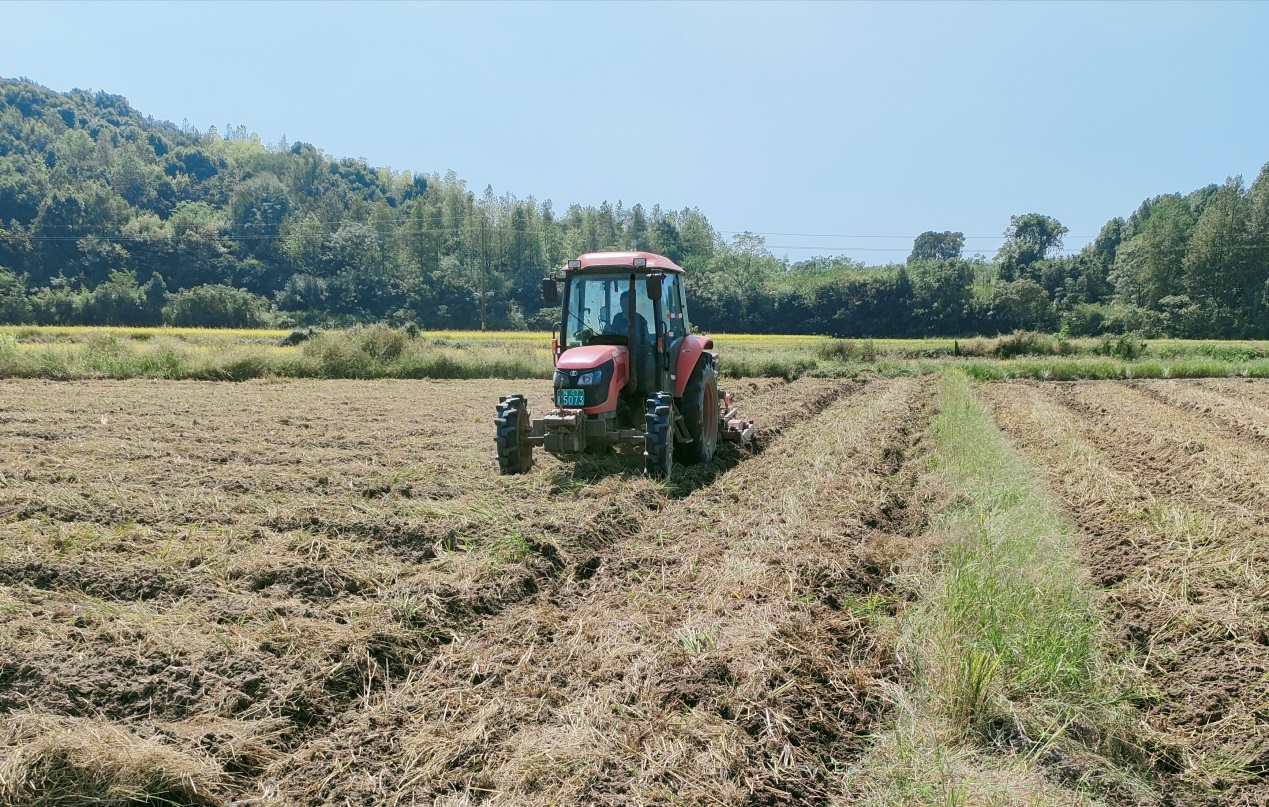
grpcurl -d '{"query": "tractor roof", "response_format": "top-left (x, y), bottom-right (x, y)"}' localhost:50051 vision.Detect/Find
top-left (567, 251), bottom-right (684, 274)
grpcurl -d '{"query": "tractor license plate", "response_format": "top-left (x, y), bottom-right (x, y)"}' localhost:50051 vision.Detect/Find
top-left (556, 388), bottom-right (585, 408)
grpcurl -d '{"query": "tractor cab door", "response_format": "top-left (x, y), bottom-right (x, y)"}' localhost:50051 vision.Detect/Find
top-left (658, 273), bottom-right (689, 386)
top-left (661, 272), bottom-right (687, 342)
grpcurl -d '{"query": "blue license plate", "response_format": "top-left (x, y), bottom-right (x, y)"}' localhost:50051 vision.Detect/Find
top-left (556, 388), bottom-right (585, 408)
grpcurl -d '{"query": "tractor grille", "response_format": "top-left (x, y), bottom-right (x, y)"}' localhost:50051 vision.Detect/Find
top-left (553, 358), bottom-right (615, 408)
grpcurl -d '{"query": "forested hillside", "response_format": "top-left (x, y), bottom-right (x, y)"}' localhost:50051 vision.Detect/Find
top-left (1, 77), bottom-right (1266, 337)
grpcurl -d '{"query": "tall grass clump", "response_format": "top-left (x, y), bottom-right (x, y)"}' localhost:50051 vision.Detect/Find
top-left (1095, 333), bottom-right (1147, 360)
top-left (0, 332), bottom-right (18, 374)
top-left (819, 338), bottom-right (878, 362)
top-left (993, 330), bottom-right (1064, 358)
top-left (848, 372), bottom-right (1152, 804)
top-left (719, 352), bottom-right (815, 380)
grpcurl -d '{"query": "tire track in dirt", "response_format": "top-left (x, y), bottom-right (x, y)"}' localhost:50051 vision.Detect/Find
top-left (1129, 379), bottom-right (1269, 450)
top-left (268, 378), bottom-right (941, 806)
top-left (983, 381), bottom-right (1269, 806)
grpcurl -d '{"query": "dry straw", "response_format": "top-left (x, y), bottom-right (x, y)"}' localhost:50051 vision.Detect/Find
top-left (0, 714), bottom-right (223, 807)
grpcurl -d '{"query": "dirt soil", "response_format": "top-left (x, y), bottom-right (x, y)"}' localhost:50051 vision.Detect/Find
top-left (13, 375), bottom-right (1259, 804)
top-left (983, 380), bottom-right (1269, 807)
top-left (0, 376), bottom-right (940, 805)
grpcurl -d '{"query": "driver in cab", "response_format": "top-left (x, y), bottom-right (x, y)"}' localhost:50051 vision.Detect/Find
top-left (606, 291), bottom-right (651, 345)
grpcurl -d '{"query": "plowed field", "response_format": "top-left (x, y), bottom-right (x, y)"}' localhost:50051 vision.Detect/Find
top-left (3, 377), bottom-right (1267, 805)
top-left (0, 377), bottom-right (941, 805)
top-left (983, 380), bottom-right (1269, 806)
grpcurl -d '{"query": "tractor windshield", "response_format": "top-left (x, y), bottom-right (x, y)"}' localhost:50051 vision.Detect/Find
top-left (563, 273), bottom-right (655, 348)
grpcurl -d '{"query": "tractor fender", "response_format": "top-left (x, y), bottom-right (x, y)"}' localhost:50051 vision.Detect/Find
top-left (673, 335), bottom-right (714, 398)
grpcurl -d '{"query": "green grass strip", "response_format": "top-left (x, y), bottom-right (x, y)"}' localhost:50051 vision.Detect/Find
top-left (846, 372), bottom-right (1150, 805)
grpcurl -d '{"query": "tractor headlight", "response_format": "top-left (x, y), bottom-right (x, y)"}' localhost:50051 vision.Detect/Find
top-left (553, 370), bottom-right (569, 386)
top-left (576, 369), bottom-right (603, 386)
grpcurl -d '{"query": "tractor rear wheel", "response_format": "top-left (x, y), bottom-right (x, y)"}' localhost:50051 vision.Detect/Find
top-left (677, 356), bottom-right (720, 464)
top-left (494, 395), bottom-right (533, 474)
top-left (643, 392), bottom-right (674, 480)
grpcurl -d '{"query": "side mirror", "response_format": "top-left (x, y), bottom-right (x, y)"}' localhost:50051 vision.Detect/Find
top-left (645, 272), bottom-right (663, 302)
top-left (541, 278), bottom-right (559, 304)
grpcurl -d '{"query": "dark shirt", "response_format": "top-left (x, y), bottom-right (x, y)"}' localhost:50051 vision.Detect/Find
top-left (608, 311), bottom-right (651, 344)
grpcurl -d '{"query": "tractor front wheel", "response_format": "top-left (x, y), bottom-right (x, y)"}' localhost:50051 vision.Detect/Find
top-left (677, 356), bottom-right (720, 464)
top-left (644, 392), bottom-right (674, 480)
top-left (494, 395), bottom-right (533, 474)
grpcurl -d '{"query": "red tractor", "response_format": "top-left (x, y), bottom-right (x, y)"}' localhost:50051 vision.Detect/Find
top-left (496, 251), bottom-right (755, 479)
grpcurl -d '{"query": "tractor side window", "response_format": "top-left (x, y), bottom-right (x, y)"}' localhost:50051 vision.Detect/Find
top-left (663, 274), bottom-right (686, 338)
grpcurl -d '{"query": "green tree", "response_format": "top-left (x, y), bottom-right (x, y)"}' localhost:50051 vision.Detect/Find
top-left (1244, 163), bottom-right (1269, 334)
top-left (909, 259), bottom-right (976, 334)
top-left (627, 204), bottom-right (650, 251)
top-left (0, 155), bottom-right (49, 225)
top-left (908, 231), bottom-right (964, 263)
top-left (990, 278), bottom-right (1054, 332)
top-left (82, 270), bottom-right (144, 325)
top-left (997, 214), bottom-right (1068, 279)
top-left (228, 174), bottom-right (290, 262)
top-left (0, 267), bottom-right (33, 323)
top-left (280, 212), bottom-right (326, 275)
top-left (51, 129), bottom-right (99, 183)
top-left (1110, 195), bottom-right (1194, 310)
top-left (168, 201), bottom-right (231, 289)
top-left (1182, 176), bottom-right (1250, 315)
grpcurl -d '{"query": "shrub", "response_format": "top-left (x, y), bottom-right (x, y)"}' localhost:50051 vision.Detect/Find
top-left (818, 339), bottom-right (878, 362)
top-left (163, 285), bottom-right (267, 329)
top-left (1094, 333), bottom-right (1146, 360)
top-left (356, 324), bottom-right (408, 363)
top-left (1196, 343), bottom-right (1266, 362)
top-left (279, 327), bottom-right (320, 346)
top-left (300, 331), bottom-right (370, 377)
top-left (993, 331), bottom-right (1058, 358)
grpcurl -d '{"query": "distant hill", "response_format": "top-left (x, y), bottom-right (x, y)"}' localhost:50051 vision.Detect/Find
top-left (1, 77), bottom-right (1266, 337)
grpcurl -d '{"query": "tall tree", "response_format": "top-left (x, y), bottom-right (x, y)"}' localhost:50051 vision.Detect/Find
top-left (907, 230), bottom-right (964, 263)
top-left (1245, 163), bottom-right (1269, 333)
top-left (1182, 176), bottom-right (1250, 314)
top-left (1110, 195), bottom-right (1194, 309)
top-left (996, 214), bottom-right (1068, 279)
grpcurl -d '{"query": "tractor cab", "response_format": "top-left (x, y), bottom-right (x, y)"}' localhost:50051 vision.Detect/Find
top-left (496, 251), bottom-right (755, 479)
top-left (547, 255), bottom-right (688, 407)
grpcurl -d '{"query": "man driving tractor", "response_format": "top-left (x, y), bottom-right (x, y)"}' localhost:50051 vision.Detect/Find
top-left (606, 290), bottom-right (650, 344)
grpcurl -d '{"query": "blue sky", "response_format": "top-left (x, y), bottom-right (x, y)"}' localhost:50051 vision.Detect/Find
top-left (4, 0), bottom-right (1267, 262)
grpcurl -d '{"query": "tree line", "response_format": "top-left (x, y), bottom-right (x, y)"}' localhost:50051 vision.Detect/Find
top-left (1, 77), bottom-right (1267, 338)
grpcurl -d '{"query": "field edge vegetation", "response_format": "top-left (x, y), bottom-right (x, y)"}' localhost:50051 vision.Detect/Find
top-left (1, 325), bottom-right (1268, 382)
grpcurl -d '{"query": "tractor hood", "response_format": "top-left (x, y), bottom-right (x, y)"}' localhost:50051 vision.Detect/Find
top-left (556, 344), bottom-right (627, 371)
